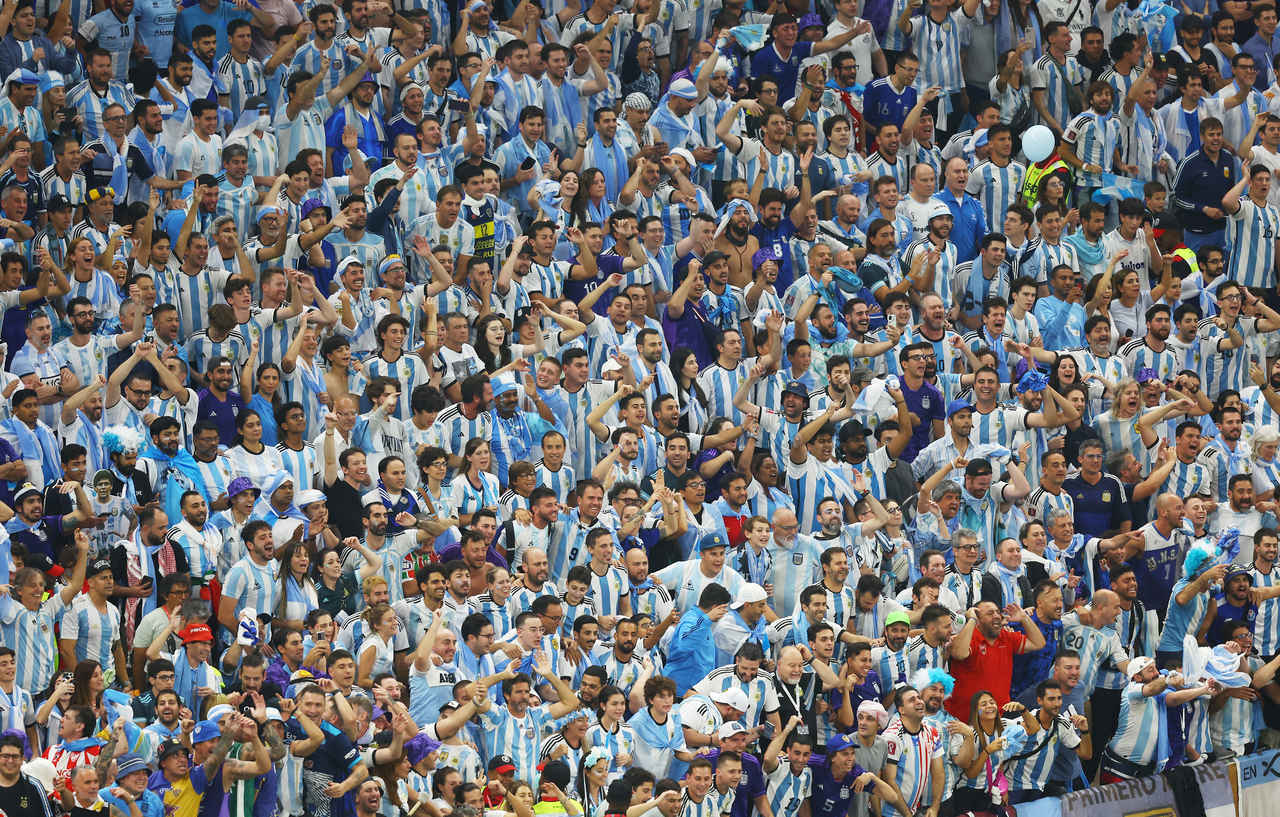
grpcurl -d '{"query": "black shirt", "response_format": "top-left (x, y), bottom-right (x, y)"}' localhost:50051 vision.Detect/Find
top-left (0, 775), bottom-right (54, 817)
top-left (325, 477), bottom-right (366, 541)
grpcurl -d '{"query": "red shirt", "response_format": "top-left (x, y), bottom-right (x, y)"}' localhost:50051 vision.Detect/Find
top-left (946, 627), bottom-right (1027, 720)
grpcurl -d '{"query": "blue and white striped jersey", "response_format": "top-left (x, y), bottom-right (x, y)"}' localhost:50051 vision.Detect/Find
top-left (217, 53), bottom-right (268, 120)
top-left (1006, 712), bottom-right (1083, 790)
top-left (1226, 198), bottom-right (1280, 289)
top-left (966, 159), bottom-right (1027, 233)
top-left (1198, 316), bottom-right (1258, 399)
top-left (1252, 562), bottom-right (1280, 656)
top-left (1031, 54), bottom-right (1086, 133)
top-left (221, 556), bottom-right (281, 636)
top-left (766, 763), bottom-right (812, 817)
top-left (908, 9), bottom-right (972, 94)
top-left (60, 596), bottom-right (121, 681)
top-left (970, 407), bottom-right (1028, 448)
top-left (478, 703), bottom-right (557, 782)
top-left (1059, 611), bottom-right (1129, 698)
top-left (1210, 654), bottom-right (1261, 755)
top-left (1063, 110), bottom-right (1120, 188)
top-left (0, 589), bottom-right (68, 693)
top-left (1108, 682), bottom-right (1168, 765)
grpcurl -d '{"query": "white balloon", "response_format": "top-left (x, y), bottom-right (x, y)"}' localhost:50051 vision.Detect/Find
top-left (1023, 125), bottom-right (1056, 163)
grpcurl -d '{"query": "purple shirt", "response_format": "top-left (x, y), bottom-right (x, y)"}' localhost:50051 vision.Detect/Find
top-left (196, 389), bottom-right (245, 447)
top-left (899, 379), bottom-right (944, 462)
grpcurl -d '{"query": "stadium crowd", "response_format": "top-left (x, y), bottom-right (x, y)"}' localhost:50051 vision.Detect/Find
top-left (5, 0), bottom-right (1280, 815)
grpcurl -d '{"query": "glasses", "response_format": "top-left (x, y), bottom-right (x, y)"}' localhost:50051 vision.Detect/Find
top-left (885, 505), bottom-right (901, 512)
top-left (155, 672), bottom-right (175, 681)
top-left (955, 544), bottom-right (980, 551)
top-left (1221, 293), bottom-right (1242, 301)
top-left (103, 114), bottom-right (126, 122)
top-left (0, 753), bottom-right (21, 761)
top-left (906, 355), bottom-right (929, 362)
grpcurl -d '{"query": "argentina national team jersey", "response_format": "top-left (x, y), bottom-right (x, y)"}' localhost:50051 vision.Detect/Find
top-left (909, 9), bottom-right (972, 94)
top-left (966, 159), bottom-right (1027, 232)
top-left (1226, 197), bottom-right (1280, 289)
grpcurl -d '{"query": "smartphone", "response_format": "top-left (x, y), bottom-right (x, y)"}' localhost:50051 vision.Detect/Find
top-left (519, 156), bottom-right (536, 171)
top-left (60, 672), bottom-right (73, 684)
top-left (448, 98), bottom-right (468, 112)
top-left (887, 314), bottom-right (897, 329)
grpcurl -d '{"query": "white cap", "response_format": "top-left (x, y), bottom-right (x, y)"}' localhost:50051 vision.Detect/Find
top-left (668, 147), bottom-right (696, 169)
top-left (601, 358), bottom-right (624, 374)
top-left (927, 201), bottom-right (953, 222)
top-left (264, 707), bottom-right (285, 723)
top-left (272, 518), bottom-right (304, 546)
top-left (21, 758), bottom-right (55, 793)
top-left (717, 722), bottom-right (749, 740)
top-left (731, 583), bottom-right (768, 609)
top-left (710, 688), bottom-right (750, 712)
top-left (1128, 656), bottom-right (1155, 679)
top-left (296, 489), bottom-right (326, 508)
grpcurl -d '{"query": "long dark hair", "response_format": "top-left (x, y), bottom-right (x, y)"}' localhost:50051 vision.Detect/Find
top-left (232, 408), bottom-right (262, 449)
top-left (69, 660), bottom-right (103, 710)
top-left (670, 346), bottom-right (708, 408)
top-left (572, 168), bottom-right (604, 223)
top-left (474, 313), bottom-right (513, 374)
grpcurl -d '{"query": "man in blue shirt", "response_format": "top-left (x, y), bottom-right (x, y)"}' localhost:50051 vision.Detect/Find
top-left (175, 0), bottom-right (270, 60)
top-left (1172, 117), bottom-right (1239, 252)
top-left (935, 157), bottom-right (987, 263)
top-left (1062, 438), bottom-right (1131, 538)
top-left (864, 54), bottom-right (920, 131)
top-left (808, 732), bottom-right (910, 817)
top-left (664, 564), bottom-right (731, 695)
top-left (752, 189), bottom-right (799, 291)
top-left (1034, 264), bottom-right (1088, 350)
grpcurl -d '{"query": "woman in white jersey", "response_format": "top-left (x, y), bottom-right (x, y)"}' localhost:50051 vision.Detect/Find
top-left (275, 538), bottom-right (319, 629)
top-left (224, 409), bottom-right (284, 484)
top-left (448, 438), bottom-right (500, 527)
top-left (950, 690), bottom-right (1021, 814)
top-left (1108, 268), bottom-right (1153, 345)
top-left (1094, 379), bottom-right (1146, 465)
top-left (357, 602), bottom-right (400, 688)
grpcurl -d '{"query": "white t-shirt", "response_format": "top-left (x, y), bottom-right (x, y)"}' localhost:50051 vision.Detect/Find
top-left (174, 131), bottom-right (223, 179)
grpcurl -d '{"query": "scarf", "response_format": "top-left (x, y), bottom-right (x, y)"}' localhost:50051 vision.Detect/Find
top-left (715, 199), bottom-right (756, 240)
top-left (629, 577), bottom-right (655, 613)
top-left (958, 489), bottom-right (999, 561)
top-left (94, 132), bottom-right (130, 201)
top-left (542, 74), bottom-right (583, 148)
top-left (701, 290), bottom-right (739, 330)
top-left (1, 417), bottom-right (58, 491)
top-left (589, 132), bottom-right (629, 201)
top-left (173, 648), bottom-right (218, 713)
top-left (989, 561), bottom-right (1025, 607)
top-left (729, 608), bottom-right (771, 653)
top-left (140, 443), bottom-right (208, 531)
top-left (628, 706), bottom-right (684, 750)
top-left (647, 98), bottom-right (698, 150)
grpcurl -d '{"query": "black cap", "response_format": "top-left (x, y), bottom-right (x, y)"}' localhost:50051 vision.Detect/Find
top-left (1151, 53), bottom-right (1170, 70)
top-left (159, 739), bottom-right (187, 759)
top-left (539, 760), bottom-right (572, 791)
top-left (1179, 13), bottom-right (1204, 29)
top-left (87, 558), bottom-right (113, 578)
top-left (488, 754), bottom-right (516, 774)
top-left (46, 193), bottom-right (71, 212)
top-left (965, 458), bottom-right (993, 477)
